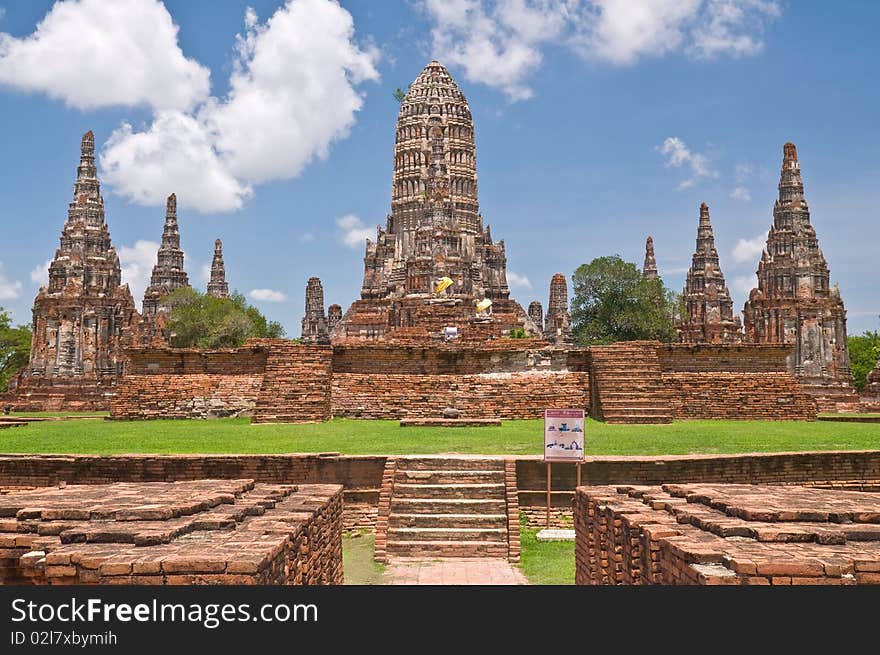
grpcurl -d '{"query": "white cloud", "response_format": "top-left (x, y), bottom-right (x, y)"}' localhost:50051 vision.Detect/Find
top-left (100, 0), bottom-right (379, 213)
top-left (730, 186), bottom-right (751, 201)
top-left (507, 271), bottom-right (533, 289)
top-left (424, 1), bottom-right (780, 100)
top-left (690, 0), bottom-right (780, 59)
top-left (0, 261), bottom-right (22, 300)
top-left (657, 137), bottom-right (716, 190)
top-left (30, 259), bottom-right (52, 285)
top-left (249, 288), bottom-right (287, 302)
top-left (300, 232), bottom-right (316, 244)
top-left (101, 111), bottom-right (253, 212)
top-left (337, 214), bottom-right (374, 249)
top-left (118, 240), bottom-right (159, 307)
top-left (731, 274), bottom-right (755, 299)
top-left (0, 0), bottom-right (210, 111)
top-left (731, 233), bottom-right (765, 264)
top-left (199, 263), bottom-right (212, 284)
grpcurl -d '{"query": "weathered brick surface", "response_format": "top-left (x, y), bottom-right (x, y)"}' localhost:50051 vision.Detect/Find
top-left (0, 480), bottom-right (343, 585)
top-left (332, 371), bottom-right (590, 419)
top-left (575, 483), bottom-right (880, 585)
top-left (252, 342), bottom-right (332, 423)
top-left (657, 344), bottom-right (792, 372)
top-left (663, 372), bottom-right (817, 420)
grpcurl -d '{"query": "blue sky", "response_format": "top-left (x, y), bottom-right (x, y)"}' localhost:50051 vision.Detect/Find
top-left (0, 0), bottom-right (877, 336)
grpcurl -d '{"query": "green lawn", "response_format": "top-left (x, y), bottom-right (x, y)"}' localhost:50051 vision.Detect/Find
top-left (519, 526), bottom-right (574, 585)
top-left (343, 532), bottom-right (386, 585)
top-left (0, 416), bottom-right (877, 455)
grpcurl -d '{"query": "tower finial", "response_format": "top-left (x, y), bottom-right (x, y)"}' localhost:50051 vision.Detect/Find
top-left (207, 239), bottom-right (229, 298)
top-left (643, 236), bottom-right (659, 280)
top-left (783, 141), bottom-right (798, 163)
top-left (166, 193), bottom-right (176, 214)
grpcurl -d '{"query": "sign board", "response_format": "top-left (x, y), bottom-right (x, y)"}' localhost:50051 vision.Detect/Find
top-left (543, 408), bottom-right (585, 461)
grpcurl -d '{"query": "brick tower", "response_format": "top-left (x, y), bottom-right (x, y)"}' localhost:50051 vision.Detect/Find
top-left (206, 239), bottom-right (229, 299)
top-left (543, 273), bottom-right (572, 345)
top-left (528, 301), bottom-right (544, 334)
top-left (642, 236), bottom-right (659, 280)
top-left (11, 131), bottom-right (139, 409)
top-left (142, 193), bottom-right (190, 316)
top-left (301, 277), bottom-right (330, 345)
top-left (333, 61), bottom-right (536, 341)
top-left (679, 203), bottom-right (743, 344)
top-left (743, 142), bottom-right (855, 408)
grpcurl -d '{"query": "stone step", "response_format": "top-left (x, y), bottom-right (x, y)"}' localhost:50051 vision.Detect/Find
top-left (389, 513), bottom-right (508, 529)
top-left (394, 469), bottom-right (505, 485)
top-left (392, 483), bottom-right (505, 499)
top-left (398, 457), bottom-right (505, 472)
top-left (390, 498), bottom-right (507, 514)
top-left (388, 527), bottom-right (507, 542)
top-left (386, 540), bottom-right (509, 558)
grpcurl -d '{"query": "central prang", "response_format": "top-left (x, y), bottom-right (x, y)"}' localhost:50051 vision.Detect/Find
top-left (332, 61), bottom-right (538, 342)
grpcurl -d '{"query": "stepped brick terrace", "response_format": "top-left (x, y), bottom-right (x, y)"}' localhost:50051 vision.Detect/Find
top-left (575, 483), bottom-right (880, 585)
top-left (0, 480), bottom-right (343, 585)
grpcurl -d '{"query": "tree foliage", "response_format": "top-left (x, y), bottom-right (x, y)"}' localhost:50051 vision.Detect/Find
top-left (571, 255), bottom-right (678, 345)
top-left (848, 327), bottom-right (880, 391)
top-left (393, 86), bottom-right (409, 103)
top-left (162, 288), bottom-right (284, 349)
top-left (0, 307), bottom-right (31, 393)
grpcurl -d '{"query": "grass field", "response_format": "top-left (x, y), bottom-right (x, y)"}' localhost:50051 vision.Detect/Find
top-left (343, 532), bottom-right (386, 585)
top-left (519, 527), bottom-right (575, 585)
top-left (0, 416), bottom-right (877, 455)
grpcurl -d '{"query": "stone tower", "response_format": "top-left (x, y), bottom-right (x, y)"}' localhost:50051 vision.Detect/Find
top-left (528, 301), bottom-right (544, 334)
top-left (301, 277), bottom-right (329, 344)
top-left (15, 130), bottom-right (138, 407)
top-left (327, 304), bottom-right (342, 331)
top-left (743, 142), bottom-right (854, 407)
top-left (207, 239), bottom-right (229, 299)
top-left (679, 203), bottom-right (742, 344)
top-left (334, 60), bottom-right (534, 341)
top-left (642, 236), bottom-right (659, 280)
top-left (143, 193), bottom-right (190, 316)
top-left (543, 273), bottom-right (572, 344)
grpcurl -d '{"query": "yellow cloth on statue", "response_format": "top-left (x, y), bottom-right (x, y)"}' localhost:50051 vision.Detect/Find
top-left (434, 277), bottom-right (453, 294)
top-left (475, 298), bottom-right (492, 313)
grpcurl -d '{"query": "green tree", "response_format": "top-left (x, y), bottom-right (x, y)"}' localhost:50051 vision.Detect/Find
top-left (0, 307), bottom-right (31, 392)
top-left (571, 255), bottom-right (678, 345)
top-left (848, 326), bottom-right (880, 391)
top-left (162, 288), bottom-right (284, 349)
top-left (393, 86), bottom-right (409, 103)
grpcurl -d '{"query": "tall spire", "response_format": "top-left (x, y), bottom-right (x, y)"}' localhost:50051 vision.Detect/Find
top-left (679, 203), bottom-right (742, 344)
top-left (207, 239), bottom-right (229, 298)
top-left (301, 277), bottom-right (329, 344)
top-left (543, 273), bottom-right (572, 344)
top-left (642, 236), bottom-right (659, 280)
top-left (142, 193), bottom-right (190, 316)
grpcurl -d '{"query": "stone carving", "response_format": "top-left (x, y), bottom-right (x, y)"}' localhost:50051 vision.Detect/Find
top-left (679, 203), bottom-right (743, 344)
top-left (543, 273), bottom-right (572, 345)
top-left (528, 301), bottom-right (544, 334)
top-left (10, 131), bottom-right (139, 407)
top-left (742, 143), bottom-right (854, 407)
top-left (142, 193), bottom-right (190, 316)
top-left (327, 304), bottom-right (342, 331)
top-left (333, 61), bottom-right (536, 341)
top-left (301, 277), bottom-right (330, 345)
top-left (642, 236), bottom-right (659, 280)
top-left (206, 239), bottom-right (229, 298)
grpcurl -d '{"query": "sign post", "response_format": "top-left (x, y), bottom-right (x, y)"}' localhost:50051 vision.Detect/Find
top-left (543, 409), bottom-right (585, 528)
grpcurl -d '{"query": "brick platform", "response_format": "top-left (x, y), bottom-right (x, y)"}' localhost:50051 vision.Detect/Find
top-left (0, 480), bottom-right (343, 585)
top-left (575, 483), bottom-right (880, 585)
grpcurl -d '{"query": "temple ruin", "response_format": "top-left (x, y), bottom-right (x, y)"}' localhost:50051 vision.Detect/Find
top-left (743, 143), bottom-right (856, 408)
top-left (207, 239), bottom-right (229, 298)
top-left (679, 203), bottom-right (743, 344)
top-left (543, 273), bottom-right (573, 345)
top-left (528, 301), bottom-right (544, 334)
top-left (642, 236), bottom-right (659, 280)
top-left (332, 61), bottom-right (536, 342)
top-left (301, 277), bottom-right (330, 345)
top-left (6, 131), bottom-right (139, 410)
top-left (142, 193), bottom-right (190, 317)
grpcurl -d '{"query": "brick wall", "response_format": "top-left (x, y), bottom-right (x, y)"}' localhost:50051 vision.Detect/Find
top-left (252, 342), bottom-right (332, 423)
top-left (331, 371), bottom-right (591, 419)
top-left (663, 372), bottom-right (817, 420)
top-left (657, 344), bottom-right (792, 372)
top-left (110, 346), bottom-right (268, 420)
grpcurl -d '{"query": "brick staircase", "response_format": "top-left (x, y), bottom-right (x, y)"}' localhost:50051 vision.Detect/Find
top-left (589, 342), bottom-right (673, 424)
top-left (383, 457), bottom-right (510, 559)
